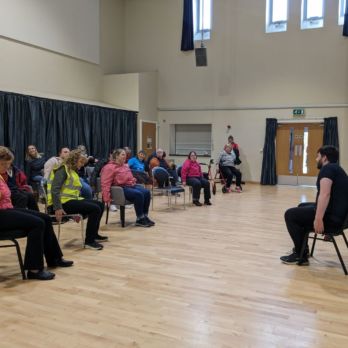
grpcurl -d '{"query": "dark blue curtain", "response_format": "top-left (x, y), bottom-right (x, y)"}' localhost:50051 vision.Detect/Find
top-left (0, 91), bottom-right (137, 170)
top-left (323, 117), bottom-right (339, 149)
top-left (260, 118), bottom-right (277, 185)
top-left (343, 0), bottom-right (348, 36)
top-left (181, 0), bottom-right (194, 51)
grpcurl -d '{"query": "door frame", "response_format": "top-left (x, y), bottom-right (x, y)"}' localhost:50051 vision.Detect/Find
top-left (140, 119), bottom-right (158, 153)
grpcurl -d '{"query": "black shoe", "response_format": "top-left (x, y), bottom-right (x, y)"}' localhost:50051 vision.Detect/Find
top-left (204, 201), bottom-right (212, 206)
top-left (95, 234), bottom-right (109, 242)
top-left (27, 270), bottom-right (55, 280)
top-left (144, 216), bottom-right (155, 226)
top-left (85, 241), bottom-right (104, 250)
top-left (280, 252), bottom-right (309, 265)
top-left (135, 218), bottom-right (151, 227)
top-left (193, 200), bottom-right (202, 206)
top-left (48, 258), bottom-right (74, 268)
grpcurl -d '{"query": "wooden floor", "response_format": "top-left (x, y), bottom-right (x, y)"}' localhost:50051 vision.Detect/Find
top-left (1, 184), bottom-right (348, 348)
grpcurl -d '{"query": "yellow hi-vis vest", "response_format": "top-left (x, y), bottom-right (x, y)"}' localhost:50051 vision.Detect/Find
top-left (47, 165), bottom-right (83, 206)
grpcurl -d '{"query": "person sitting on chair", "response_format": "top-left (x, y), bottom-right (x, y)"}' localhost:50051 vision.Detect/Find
top-left (44, 147), bottom-right (70, 180)
top-left (148, 148), bottom-right (179, 186)
top-left (3, 163), bottom-right (39, 211)
top-left (101, 148), bottom-right (154, 228)
top-left (47, 149), bottom-right (107, 250)
top-left (128, 150), bottom-right (152, 185)
top-left (181, 151), bottom-right (211, 206)
top-left (0, 146), bottom-right (73, 280)
top-left (25, 144), bottom-right (46, 185)
top-left (218, 144), bottom-right (243, 193)
top-left (280, 146), bottom-right (348, 265)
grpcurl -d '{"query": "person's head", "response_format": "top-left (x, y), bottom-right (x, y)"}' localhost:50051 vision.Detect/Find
top-left (124, 147), bottom-right (132, 158)
top-left (26, 144), bottom-right (41, 159)
top-left (316, 146), bottom-right (339, 169)
top-left (59, 147), bottom-right (70, 160)
top-left (77, 145), bottom-right (87, 155)
top-left (188, 151), bottom-right (197, 162)
top-left (64, 149), bottom-right (86, 171)
top-left (0, 146), bottom-right (14, 174)
top-left (137, 150), bottom-right (146, 161)
top-left (156, 148), bottom-right (164, 159)
top-left (224, 144), bottom-right (232, 154)
top-left (112, 148), bottom-right (127, 165)
top-left (228, 135), bottom-right (234, 144)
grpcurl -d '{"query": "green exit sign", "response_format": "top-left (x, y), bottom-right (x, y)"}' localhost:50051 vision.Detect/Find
top-left (293, 108), bottom-right (305, 116)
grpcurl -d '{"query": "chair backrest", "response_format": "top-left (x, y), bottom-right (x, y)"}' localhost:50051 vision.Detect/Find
top-left (152, 167), bottom-right (169, 188)
top-left (110, 186), bottom-right (127, 206)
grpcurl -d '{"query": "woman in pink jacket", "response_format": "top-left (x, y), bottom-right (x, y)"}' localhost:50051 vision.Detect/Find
top-left (100, 148), bottom-right (154, 227)
top-left (181, 151), bottom-right (211, 206)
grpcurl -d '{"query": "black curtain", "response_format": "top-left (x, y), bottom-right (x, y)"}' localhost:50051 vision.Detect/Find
top-left (0, 91), bottom-right (137, 170)
top-left (343, 0), bottom-right (348, 37)
top-left (323, 117), bottom-right (339, 149)
top-left (181, 0), bottom-right (194, 51)
top-left (260, 118), bottom-right (277, 185)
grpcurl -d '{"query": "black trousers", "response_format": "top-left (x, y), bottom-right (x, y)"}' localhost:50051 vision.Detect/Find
top-left (11, 190), bottom-right (39, 211)
top-left (62, 199), bottom-right (104, 244)
top-left (186, 176), bottom-right (211, 202)
top-left (284, 203), bottom-right (340, 254)
top-left (220, 166), bottom-right (242, 188)
top-left (0, 208), bottom-right (63, 270)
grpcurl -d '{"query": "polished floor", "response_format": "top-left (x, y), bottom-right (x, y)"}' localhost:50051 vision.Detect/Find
top-left (1, 184), bottom-right (348, 348)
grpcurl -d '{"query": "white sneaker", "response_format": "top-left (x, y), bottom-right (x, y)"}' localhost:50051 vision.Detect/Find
top-left (125, 204), bottom-right (133, 209)
top-left (110, 204), bottom-right (118, 212)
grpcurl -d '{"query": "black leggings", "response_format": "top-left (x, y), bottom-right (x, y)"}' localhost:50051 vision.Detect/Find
top-left (220, 166), bottom-right (242, 188)
top-left (186, 177), bottom-right (211, 202)
top-left (62, 199), bottom-right (104, 244)
top-left (0, 208), bottom-right (63, 270)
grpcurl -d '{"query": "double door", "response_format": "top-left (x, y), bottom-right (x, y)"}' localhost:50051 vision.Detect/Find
top-left (276, 123), bottom-right (323, 185)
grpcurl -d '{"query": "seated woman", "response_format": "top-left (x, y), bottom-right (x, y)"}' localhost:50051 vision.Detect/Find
top-left (181, 151), bottom-right (212, 206)
top-left (25, 144), bottom-right (46, 185)
top-left (218, 144), bottom-right (243, 193)
top-left (101, 148), bottom-right (154, 227)
top-left (0, 146), bottom-right (73, 280)
top-left (128, 150), bottom-right (152, 185)
top-left (3, 163), bottom-right (39, 211)
top-left (147, 148), bottom-right (179, 186)
top-left (47, 149), bottom-right (107, 250)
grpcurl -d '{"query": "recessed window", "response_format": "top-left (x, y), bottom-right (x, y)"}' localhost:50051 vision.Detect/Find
top-left (193, 0), bottom-right (212, 41)
top-left (170, 124), bottom-right (212, 156)
top-left (301, 0), bottom-right (325, 30)
top-left (266, 0), bottom-right (288, 33)
top-left (339, 0), bottom-right (347, 25)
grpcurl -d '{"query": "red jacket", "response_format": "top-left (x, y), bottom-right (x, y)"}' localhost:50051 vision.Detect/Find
top-left (181, 159), bottom-right (202, 183)
top-left (100, 161), bottom-right (136, 203)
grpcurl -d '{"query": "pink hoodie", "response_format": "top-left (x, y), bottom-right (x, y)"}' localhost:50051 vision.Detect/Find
top-left (100, 161), bottom-right (136, 203)
top-left (0, 176), bottom-right (14, 209)
top-left (181, 159), bottom-right (202, 183)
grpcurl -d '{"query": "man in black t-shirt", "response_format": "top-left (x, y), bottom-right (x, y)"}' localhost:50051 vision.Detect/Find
top-left (280, 146), bottom-right (348, 265)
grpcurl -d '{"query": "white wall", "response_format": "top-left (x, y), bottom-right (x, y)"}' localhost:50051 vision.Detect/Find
top-left (0, 0), bottom-right (100, 64)
top-left (122, 0), bottom-right (348, 181)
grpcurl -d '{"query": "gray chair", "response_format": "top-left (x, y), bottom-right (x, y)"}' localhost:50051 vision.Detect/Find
top-left (0, 230), bottom-right (27, 279)
top-left (105, 186), bottom-right (134, 227)
top-left (97, 178), bottom-right (134, 227)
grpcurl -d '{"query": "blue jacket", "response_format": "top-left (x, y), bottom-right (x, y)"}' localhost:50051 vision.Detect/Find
top-left (128, 157), bottom-right (145, 172)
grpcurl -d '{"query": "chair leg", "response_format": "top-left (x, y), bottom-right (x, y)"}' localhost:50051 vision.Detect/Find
top-left (105, 204), bottom-right (110, 225)
top-left (342, 231), bottom-right (348, 248)
top-left (80, 217), bottom-right (85, 247)
top-left (299, 232), bottom-right (309, 263)
top-left (331, 236), bottom-right (348, 275)
top-left (310, 233), bottom-right (318, 257)
top-left (12, 239), bottom-right (26, 280)
top-left (58, 223), bottom-right (61, 241)
top-left (120, 206), bottom-right (125, 227)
